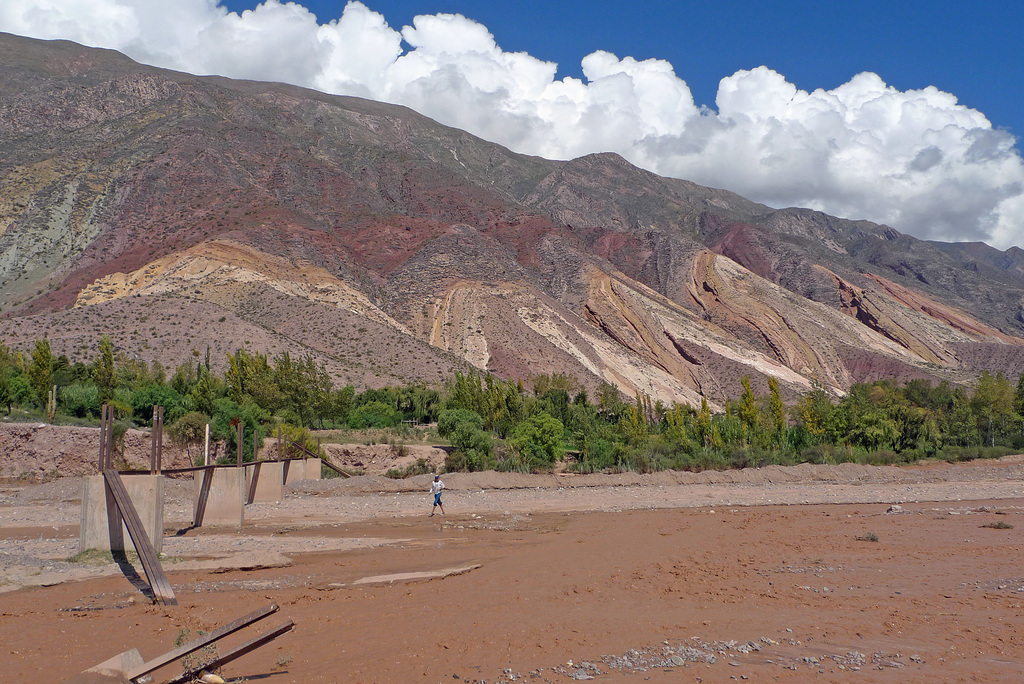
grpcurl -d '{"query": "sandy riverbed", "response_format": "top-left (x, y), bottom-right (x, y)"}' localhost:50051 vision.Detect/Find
top-left (2, 456), bottom-right (1023, 682)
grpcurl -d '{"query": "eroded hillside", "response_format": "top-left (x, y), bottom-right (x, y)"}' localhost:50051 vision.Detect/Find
top-left (3, 33), bottom-right (1024, 403)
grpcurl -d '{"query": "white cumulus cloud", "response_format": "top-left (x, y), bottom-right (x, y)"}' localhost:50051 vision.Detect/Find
top-left (1, 0), bottom-right (1021, 249)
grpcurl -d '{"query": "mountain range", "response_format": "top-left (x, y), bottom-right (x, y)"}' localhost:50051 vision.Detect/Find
top-left (2, 32), bottom-right (1023, 408)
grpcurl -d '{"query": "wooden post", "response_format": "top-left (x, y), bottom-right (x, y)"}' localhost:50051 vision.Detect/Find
top-left (47, 385), bottom-right (56, 422)
top-left (277, 427), bottom-right (282, 460)
top-left (150, 404), bottom-right (158, 474)
top-left (236, 420), bottom-right (243, 466)
top-left (99, 403), bottom-right (115, 472)
top-left (156, 406), bottom-right (164, 474)
top-left (204, 423), bottom-right (210, 466)
top-left (98, 404), bottom-right (108, 473)
top-left (106, 405), bottom-right (115, 470)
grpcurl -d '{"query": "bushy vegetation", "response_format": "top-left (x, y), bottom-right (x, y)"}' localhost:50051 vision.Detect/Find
top-left (4, 335), bottom-right (1024, 474)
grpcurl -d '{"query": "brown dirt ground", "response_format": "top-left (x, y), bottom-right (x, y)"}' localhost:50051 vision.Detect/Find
top-left (2, 457), bottom-right (1024, 683)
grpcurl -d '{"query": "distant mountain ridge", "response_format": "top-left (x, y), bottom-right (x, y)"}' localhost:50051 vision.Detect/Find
top-left (2, 32), bottom-right (1023, 405)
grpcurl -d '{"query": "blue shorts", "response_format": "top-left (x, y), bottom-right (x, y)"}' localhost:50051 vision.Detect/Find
top-left (434, 493), bottom-right (442, 505)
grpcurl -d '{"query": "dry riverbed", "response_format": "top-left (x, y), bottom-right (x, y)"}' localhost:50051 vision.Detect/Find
top-left (2, 456), bottom-right (1023, 682)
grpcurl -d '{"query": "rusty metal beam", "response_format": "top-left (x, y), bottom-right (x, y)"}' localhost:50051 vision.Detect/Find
top-left (102, 469), bottom-right (176, 605)
top-left (124, 604), bottom-right (280, 681)
top-left (166, 621), bottom-right (296, 684)
top-left (193, 466), bottom-right (214, 528)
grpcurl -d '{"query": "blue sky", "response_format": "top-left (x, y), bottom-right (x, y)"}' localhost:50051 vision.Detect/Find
top-left (220, 0), bottom-right (1022, 139)
top-left (2, 0), bottom-right (1022, 248)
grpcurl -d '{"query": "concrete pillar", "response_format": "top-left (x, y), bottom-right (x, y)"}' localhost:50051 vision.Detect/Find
top-left (283, 458), bottom-right (323, 485)
top-left (305, 457), bottom-right (322, 481)
top-left (80, 474), bottom-right (164, 554)
top-left (244, 461), bottom-right (284, 503)
top-left (193, 467), bottom-right (244, 526)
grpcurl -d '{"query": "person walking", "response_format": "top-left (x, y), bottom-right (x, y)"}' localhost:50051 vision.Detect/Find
top-left (429, 474), bottom-right (445, 516)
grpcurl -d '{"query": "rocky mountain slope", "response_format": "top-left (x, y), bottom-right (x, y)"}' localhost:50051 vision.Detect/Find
top-left (2, 32), bottom-right (1023, 405)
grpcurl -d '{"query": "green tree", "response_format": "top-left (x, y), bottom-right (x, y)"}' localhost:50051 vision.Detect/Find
top-left (131, 384), bottom-right (183, 424)
top-left (93, 336), bottom-right (117, 403)
top-left (508, 411), bottom-right (564, 465)
top-left (437, 408), bottom-right (492, 471)
top-left (27, 338), bottom-right (53, 407)
top-left (943, 389), bottom-right (978, 447)
top-left (795, 383), bottom-right (835, 442)
top-left (844, 386), bottom-right (900, 452)
top-left (210, 398), bottom-right (261, 463)
top-left (531, 372), bottom-right (581, 397)
top-left (737, 376), bottom-right (759, 444)
top-left (597, 382), bottom-right (625, 421)
top-left (170, 362), bottom-right (197, 397)
top-left (60, 383), bottom-right (102, 418)
top-left (663, 403), bottom-right (695, 456)
top-left (619, 403), bottom-right (648, 446)
top-left (347, 400), bottom-right (401, 429)
top-left (186, 367), bottom-right (222, 417)
top-left (168, 411), bottom-right (210, 465)
top-left (446, 369), bottom-right (486, 415)
top-left (971, 371), bottom-right (1015, 447)
top-left (1015, 372), bottom-right (1024, 419)
top-left (331, 385), bottom-right (355, 425)
top-left (693, 397), bottom-right (714, 448)
top-left (767, 377), bottom-right (786, 446)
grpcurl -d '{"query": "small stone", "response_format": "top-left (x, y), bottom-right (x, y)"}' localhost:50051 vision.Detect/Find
top-left (886, 505), bottom-right (903, 514)
top-left (670, 656), bottom-right (685, 666)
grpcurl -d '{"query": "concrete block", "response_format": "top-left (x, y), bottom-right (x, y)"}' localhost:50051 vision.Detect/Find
top-left (193, 467), bottom-right (244, 527)
top-left (80, 474), bottom-right (164, 555)
top-left (305, 457), bottom-right (322, 480)
top-left (244, 461), bottom-right (284, 503)
top-left (283, 458), bottom-right (322, 485)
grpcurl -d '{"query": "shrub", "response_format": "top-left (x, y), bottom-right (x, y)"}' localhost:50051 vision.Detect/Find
top-left (437, 409), bottom-right (492, 472)
top-left (130, 383), bottom-right (182, 424)
top-left (385, 458), bottom-right (435, 479)
top-left (276, 423), bottom-right (320, 458)
top-left (59, 382), bottom-right (101, 418)
top-left (210, 398), bottom-right (262, 463)
top-left (569, 437), bottom-right (616, 473)
top-left (168, 411), bottom-right (209, 465)
top-left (347, 400), bottom-right (401, 429)
top-left (939, 445), bottom-right (1014, 462)
top-left (507, 411), bottom-right (564, 465)
top-left (869, 449), bottom-right (902, 465)
top-left (980, 521), bottom-right (1013, 530)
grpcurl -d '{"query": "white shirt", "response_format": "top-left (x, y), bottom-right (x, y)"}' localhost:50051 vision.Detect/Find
top-left (430, 480), bottom-right (444, 496)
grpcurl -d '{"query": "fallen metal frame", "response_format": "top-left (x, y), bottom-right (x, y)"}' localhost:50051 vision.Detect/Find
top-left (166, 619), bottom-right (295, 684)
top-left (102, 468), bottom-right (177, 605)
top-left (126, 603), bottom-right (284, 682)
top-left (63, 603), bottom-right (294, 683)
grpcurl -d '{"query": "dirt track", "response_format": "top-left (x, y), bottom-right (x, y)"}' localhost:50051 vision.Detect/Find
top-left (2, 456), bottom-right (1024, 682)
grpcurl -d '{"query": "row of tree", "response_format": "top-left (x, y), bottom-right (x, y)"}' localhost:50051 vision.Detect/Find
top-left (3, 336), bottom-right (1023, 472)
